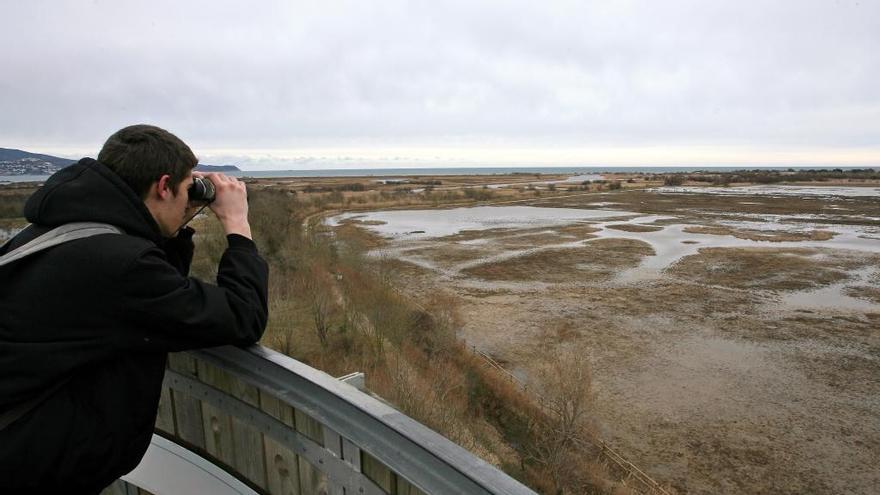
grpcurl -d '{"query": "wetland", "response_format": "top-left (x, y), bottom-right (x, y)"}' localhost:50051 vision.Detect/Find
top-left (4, 170), bottom-right (878, 494)
top-left (330, 183), bottom-right (880, 495)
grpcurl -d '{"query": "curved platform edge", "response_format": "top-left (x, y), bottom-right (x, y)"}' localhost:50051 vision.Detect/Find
top-left (122, 434), bottom-right (258, 495)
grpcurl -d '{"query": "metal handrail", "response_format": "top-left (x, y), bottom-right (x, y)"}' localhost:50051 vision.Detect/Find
top-left (183, 344), bottom-right (536, 495)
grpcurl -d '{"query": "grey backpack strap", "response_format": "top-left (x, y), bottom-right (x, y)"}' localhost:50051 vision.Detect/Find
top-left (0, 222), bottom-right (123, 267)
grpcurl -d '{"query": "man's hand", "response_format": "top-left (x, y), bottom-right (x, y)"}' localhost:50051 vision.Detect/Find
top-left (199, 173), bottom-right (253, 239)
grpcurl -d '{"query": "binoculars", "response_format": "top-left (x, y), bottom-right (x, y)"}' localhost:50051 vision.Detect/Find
top-left (188, 176), bottom-right (216, 204)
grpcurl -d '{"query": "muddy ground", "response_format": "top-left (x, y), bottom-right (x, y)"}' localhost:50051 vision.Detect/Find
top-left (334, 185), bottom-right (880, 494)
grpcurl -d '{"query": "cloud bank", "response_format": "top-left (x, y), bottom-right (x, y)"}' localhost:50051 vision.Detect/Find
top-left (1, 0), bottom-right (878, 167)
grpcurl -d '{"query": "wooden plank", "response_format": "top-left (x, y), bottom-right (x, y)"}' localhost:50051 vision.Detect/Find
top-left (258, 389), bottom-right (295, 427)
top-left (328, 478), bottom-right (346, 495)
top-left (98, 479), bottom-right (128, 495)
top-left (321, 427), bottom-right (346, 495)
top-left (260, 389), bottom-right (301, 494)
top-left (297, 456), bottom-right (330, 495)
top-left (197, 360), bottom-right (268, 490)
top-left (264, 436), bottom-right (302, 495)
top-left (342, 437), bottom-right (362, 472)
top-left (98, 480), bottom-right (144, 495)
top-left (361, 452), bottom-right (393, 494)
top-left (397, 477), bottom-right (428, 495)
top-left (323, 427), bottom-right (342, 458)
top-left (167, 352), bottom-right (198, 377)
top-left (231, 418), bottom-right (268, 490)
top-left (167, 353), bottom-right (205, 449)
top-left (229, 375), bottom-right (268, 490)
top-left (294, 409), bottom-right (324, 446)
top-left (198, 360), bottom-right (237, 468)
top-left (154, 384), bottom-right (175, 434)
top-left (292, 405), bottom-right (326, 494)
top-left (171, 388), bottom-right (206, 449)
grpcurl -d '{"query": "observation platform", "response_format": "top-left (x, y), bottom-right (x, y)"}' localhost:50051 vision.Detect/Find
top-left (101, 345), bottom-right (536, 495)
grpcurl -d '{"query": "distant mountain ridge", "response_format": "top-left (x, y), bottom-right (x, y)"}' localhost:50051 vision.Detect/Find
top-left (0, 147), bottom-right (239, 175)
top-left (195, 164), bottom-right (240, 172)
top-left (0, 148), bottom-right (76, 175)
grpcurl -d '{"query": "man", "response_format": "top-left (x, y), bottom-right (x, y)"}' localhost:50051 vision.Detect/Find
top-left (0, 125), bottom-right (269, 493)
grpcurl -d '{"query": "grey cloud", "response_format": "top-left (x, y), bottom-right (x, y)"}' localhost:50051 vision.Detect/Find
top-left (0, 0), bottom-right (877, 159)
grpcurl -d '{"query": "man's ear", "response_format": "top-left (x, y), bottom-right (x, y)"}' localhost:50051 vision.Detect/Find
top-left (155, 174), bottom-right (173, 199)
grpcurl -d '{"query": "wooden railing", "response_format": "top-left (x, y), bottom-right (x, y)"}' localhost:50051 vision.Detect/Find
top-left (102, 345), bottom-right (536, 495)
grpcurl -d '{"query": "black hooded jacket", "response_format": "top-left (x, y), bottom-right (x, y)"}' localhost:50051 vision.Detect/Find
top-left (0, 158), bottom-right (269, 492)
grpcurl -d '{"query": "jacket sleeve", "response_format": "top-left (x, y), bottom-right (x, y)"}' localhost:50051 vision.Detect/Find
top-left (118, 234), bottom-right (269, 352)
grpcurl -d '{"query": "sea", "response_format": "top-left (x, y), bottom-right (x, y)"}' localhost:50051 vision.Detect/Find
top-left (2, 165), bottom-right (872, 184)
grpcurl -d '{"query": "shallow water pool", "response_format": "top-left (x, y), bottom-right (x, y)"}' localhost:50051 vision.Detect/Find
top-left (329, 206), bottom-right (639, 239)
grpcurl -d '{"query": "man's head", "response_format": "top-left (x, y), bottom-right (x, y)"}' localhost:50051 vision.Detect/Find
top-left (98, 125), bottom-right (198, 237)
top-left (98, 124), bottom-right (198, 200)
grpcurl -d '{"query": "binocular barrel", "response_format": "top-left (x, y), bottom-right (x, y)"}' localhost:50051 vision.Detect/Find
top-left (188, 176), bottom-right (216, 203)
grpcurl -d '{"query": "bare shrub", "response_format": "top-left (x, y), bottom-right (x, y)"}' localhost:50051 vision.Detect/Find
top-left (526, 346), bottom-right (597, 492)
top-left (410, 292), bottom-right (463, 354)
top-left (663, 175), bottom-right (684, 186)
top-left (296, 262), bottom-right (338, 347)
top-left (336, 255), bottom-right (410, 360)
top-left (463, 187), bottom-right (496, 201)
top-left (370, 345), bottom-right (477, 451)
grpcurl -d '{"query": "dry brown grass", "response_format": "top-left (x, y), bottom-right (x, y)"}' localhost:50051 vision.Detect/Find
top-left (332, 220), bottom-right (388, 249)
top-left (529, 188), bottom-right (880, 227)
top-left (0, 186), bottom-right (35, 219)
top-left (605, 223), bottom-right (663, 233)
top-left (668, 247), bottom-right (880, 291)
top-left (682, 225), bottom-right (836, 242)
top-left (462, 238), bottom-right (655, 283)
top-left (556, 223), bottom-right (603, 237)
top-left (845, 285), bottom-right (880, 304)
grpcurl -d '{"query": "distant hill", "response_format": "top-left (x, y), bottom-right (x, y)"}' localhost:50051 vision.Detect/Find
top-left (0, 148), bottom-right (76, 175)
top-left (0, 148), bottom-right (239, 175)
top-left (195, 164), bottom-right (241, 172)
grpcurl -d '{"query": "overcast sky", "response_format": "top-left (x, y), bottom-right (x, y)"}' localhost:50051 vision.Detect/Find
top-left (1, 0), bottom-right (878, 169)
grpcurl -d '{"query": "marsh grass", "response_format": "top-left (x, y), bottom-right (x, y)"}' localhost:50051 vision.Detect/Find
top-left (463, 239), bottom-right (655, 283)
top-left (683, 225), bottom-right (836, 242)
top-left (605, 223), bottom-right (664, 233)
top-left (669, 247), bottom-right (880, 291)
top-left (845, 285), bottom-right (880, 304)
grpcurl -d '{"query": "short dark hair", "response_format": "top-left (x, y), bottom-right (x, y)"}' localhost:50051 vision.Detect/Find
top-left (97, 124), bottom-right (198, 199)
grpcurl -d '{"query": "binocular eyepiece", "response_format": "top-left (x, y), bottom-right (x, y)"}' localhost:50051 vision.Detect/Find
top-left (188, 176), bottom-right (216, 204)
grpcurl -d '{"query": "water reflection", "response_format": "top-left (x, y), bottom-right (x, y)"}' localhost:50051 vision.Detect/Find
top-left (329, 206), bottom-right (639, 239)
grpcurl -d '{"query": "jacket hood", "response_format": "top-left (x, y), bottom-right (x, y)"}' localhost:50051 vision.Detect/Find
top-left (24, 158), bottom-right (162, 243)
